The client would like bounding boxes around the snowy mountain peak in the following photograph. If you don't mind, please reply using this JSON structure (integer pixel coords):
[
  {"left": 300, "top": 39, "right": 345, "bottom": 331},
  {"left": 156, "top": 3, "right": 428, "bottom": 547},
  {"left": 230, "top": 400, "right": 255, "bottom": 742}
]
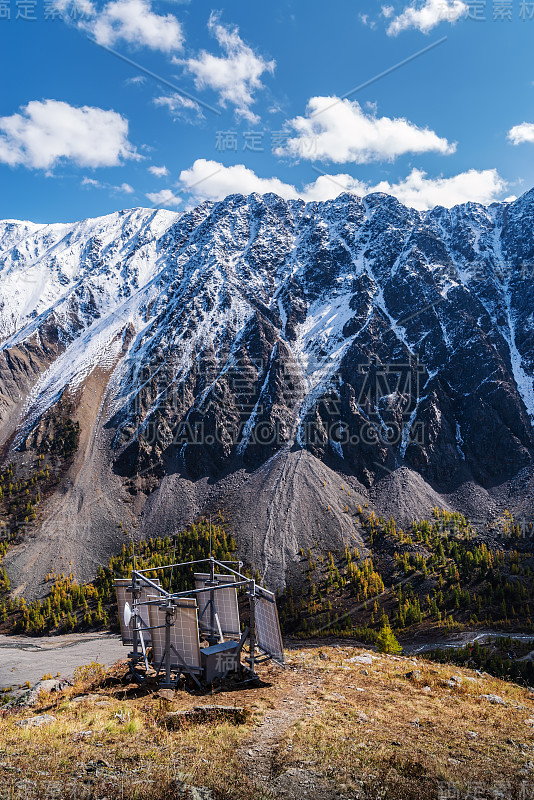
[{"left": 1, "top": 189, "right": 534, "bottom": 593}]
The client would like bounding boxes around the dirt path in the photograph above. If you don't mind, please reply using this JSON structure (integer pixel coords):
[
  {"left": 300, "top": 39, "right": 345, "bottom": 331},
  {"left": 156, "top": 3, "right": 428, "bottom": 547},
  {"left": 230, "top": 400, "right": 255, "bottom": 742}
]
[
  {"left": 236, "top": 664, "right": 346, "bottom": 799},
  {"left": 240, "top": 675, "right": 318, "bottom": 781}
]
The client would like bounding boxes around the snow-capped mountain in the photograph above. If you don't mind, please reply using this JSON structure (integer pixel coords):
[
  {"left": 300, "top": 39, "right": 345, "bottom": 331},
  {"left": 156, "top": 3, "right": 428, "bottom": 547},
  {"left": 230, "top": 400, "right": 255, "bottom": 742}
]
[{"left": 2, "top": 190, "right": 534, "bottom": 595}]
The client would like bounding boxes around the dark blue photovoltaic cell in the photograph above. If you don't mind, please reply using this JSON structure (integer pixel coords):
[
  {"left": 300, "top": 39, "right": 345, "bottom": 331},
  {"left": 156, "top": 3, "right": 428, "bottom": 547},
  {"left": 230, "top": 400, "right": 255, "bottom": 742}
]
[
  {"left": 194, "top": 573, "right": 241, "bottom": 636},
  {"left": 255, "top": 587, "right": 284, "bottom": 663},
  {"left": 147, "top": 597, "right": 201, "bottom": 670}
]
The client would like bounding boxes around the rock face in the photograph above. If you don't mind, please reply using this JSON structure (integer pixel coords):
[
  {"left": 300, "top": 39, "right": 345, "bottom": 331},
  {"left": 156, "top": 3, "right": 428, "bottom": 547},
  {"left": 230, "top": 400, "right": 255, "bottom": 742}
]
[
  {"left": 1, "top": 191, "right": 534, "bottom": 594},
  {"left": 14, "top": 678, "right": 69, "bottom": 707},
  {"left": 15, "top": 713, "right": 56, "bottom": 727}
]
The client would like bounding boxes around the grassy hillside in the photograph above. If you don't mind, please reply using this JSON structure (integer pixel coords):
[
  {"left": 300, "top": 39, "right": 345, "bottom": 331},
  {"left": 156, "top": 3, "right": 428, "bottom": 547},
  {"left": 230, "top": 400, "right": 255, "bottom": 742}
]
[
  {"left": 1, "top": 645, "right": 534, "bottom": 799},
  {"left": 278, "top": 507, "right": 534, "bottom": 683},
  {"left": 280, "top": 507, "right": 534, "bottom": 636}
]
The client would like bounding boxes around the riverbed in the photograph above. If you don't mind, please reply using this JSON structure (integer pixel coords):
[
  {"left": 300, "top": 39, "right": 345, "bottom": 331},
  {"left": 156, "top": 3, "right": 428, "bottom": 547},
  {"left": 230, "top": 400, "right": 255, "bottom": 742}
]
[
  {"left": 3, "top": 627, "right": 534, "bottom": 690},
  {"left": 402, "top": 628, "right": 534, "bottom": 655},
  {"left": 0, "top": 632, "right": 124, "bottom": 689}
]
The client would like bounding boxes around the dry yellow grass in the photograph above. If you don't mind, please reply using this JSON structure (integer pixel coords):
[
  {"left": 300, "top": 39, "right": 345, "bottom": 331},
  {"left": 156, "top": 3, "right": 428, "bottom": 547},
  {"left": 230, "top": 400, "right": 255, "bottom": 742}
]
[{"left": 1, "top": 648, "right": 534, "bottom": 799}]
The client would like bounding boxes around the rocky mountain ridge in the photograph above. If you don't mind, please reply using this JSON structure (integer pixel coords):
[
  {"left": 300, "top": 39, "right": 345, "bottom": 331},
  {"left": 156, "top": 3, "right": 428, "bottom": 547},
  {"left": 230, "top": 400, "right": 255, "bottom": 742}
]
[{"left": 1, "top": 190, "right": 534, "bottom": 595}]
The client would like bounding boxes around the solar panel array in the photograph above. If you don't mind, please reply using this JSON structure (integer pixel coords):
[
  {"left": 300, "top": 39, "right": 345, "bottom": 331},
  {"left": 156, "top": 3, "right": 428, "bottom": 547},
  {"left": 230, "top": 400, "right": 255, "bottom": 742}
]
[
  {"left": 254, "top": 587, "right": 284, "bottom": 664},
  {"left": 194, "top": 573, "right": 241, "bottom": 637},
  {"left": 114, "top": 578, "right": 163, "bottom": 646},
  {"left": 147, "top": 596, "right": 201, "bottom": 671},
  {"left": 117, "top": 566, "right": 286, "bottom": 682}
]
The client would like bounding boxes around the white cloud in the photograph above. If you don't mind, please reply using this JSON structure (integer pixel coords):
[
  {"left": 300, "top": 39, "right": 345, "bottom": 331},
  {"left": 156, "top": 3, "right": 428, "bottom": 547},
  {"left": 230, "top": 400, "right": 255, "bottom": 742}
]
[
  {"left": 82, "top": 0, "right": 183, "bottom": 52},
  {"left": 386, "top": 0, "right": 467, "bottom": 35},
  {"left": 148, "top": 164, "right": 169, "bottom": 177},
  {"left": 125, "top": 75, "right": 146, "bottom": 85},
  {"left": 146, "top": 188, "right": 182, "bottom": 207},
  {"left": 359, "top": 12, "right": 376, "bottom": 28},
  {"left": 0, "top": 100, "right": 138, "bottom": 169},
  {"left": 276, "top": 96, "right": 455, "bottom": 164},
  {"left": 507, "top": 122, "right": 534, "bottom": 145},
  {"left": 179, "top": 159, "right": 300, "bottom": 201},
  {"left": 368, "top": 168, "right": 506, "bottom": 208},
  {"left": 82, "top": 177, "right": 135, "bottom": 193},
  {"left": 177, "top": 12, "right": 275, "bottom": 123},
  {"left": 154, "top": 93, "right": 204, "bottom": 122},
  {"left": 299, "top": 174, "right": 369, "bottom": 203},
  {"left": 176, "top": 159, "right": 506, "bottom": 210}
]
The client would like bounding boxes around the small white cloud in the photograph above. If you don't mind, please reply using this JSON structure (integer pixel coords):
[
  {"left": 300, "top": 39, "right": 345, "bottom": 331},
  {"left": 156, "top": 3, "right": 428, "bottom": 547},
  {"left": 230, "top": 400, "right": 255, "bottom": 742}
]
[
  {"left": 359, "top": 12, "right": 377, "bottom": 28},
  {"left": 177, "top": 12, "right": 275, "bottom": 123},
  {"left": 148, "top": 164, "right": 169, "bottom": 177},
  {"left": 146, "top": 188, "right": 182, "bottom": 207},
  {"left": 276, "top": 96, "right": 455, "bottom": 164},
  {"left": 386, "top": 0, "right": 467, "bottom": 35},
  {"left": 177, "top": 159, "right": 506, "bottom": 210},
  {"left": 82, "top": 0, "right": 183, "bottom": 52},
  {"left": 153, "top": 93, "right": 204, "bottom": 122},
  {"left": 81, "top": 176, "right": 101, "bottom": 187},
  {"left": 300, "top": 174, "right": 370, "bottom": 202},
  {"left": 125, "top": 75, "right": 146, "bottom": 85},
  {"left": 82, "top": 176, "right": 136, "bottom": 194},
  {"left": 172, "top": 159, "right": 284, "bottom": 204},
  {"left": 503, "top": 195, "right": 517, "bottom": 202},
  {"left": 0, "top": 100, "right": 138, "bottom": 170},
  {"left": 507, "top": 122, "right": 534, "bottom": 145}
]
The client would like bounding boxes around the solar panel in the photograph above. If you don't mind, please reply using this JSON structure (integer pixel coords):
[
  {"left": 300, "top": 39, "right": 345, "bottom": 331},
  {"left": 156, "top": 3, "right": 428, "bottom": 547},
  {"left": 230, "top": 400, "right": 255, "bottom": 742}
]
[
  {"left": 114, "top": 578, "right": 163, "bottom": 646},
  {"left": 254, "top": 587, "right": 284, "bottom": 664},
  {"left": 135, "top": 579, "right": 163, "bottom": 645},
  {"left": 147, "top": 596, "right": 201, "bottom": 671},
  {"left": 114, "top": 579, "right": 134, "bottom": 645},
  {"left": 194, "top": 573, "right": 241, "bottom": 637}
]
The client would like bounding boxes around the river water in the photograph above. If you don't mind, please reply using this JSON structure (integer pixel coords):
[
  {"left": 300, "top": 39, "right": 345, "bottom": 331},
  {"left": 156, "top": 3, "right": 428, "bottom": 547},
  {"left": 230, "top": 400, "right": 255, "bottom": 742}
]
[{"left": 402, "top": 628, "right": 534, "bottom": 655}]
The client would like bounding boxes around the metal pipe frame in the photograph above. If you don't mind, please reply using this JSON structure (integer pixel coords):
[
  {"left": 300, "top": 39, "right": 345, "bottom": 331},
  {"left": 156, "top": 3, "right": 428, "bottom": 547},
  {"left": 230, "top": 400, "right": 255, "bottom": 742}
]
[
  {"left": 134, "top": 558, "right": 242, "bottom": 574},
  {"left": 124, "top": 558, "right": 262, "bottom": 686},
  {"left": 248, "top": 582, "right": 257, "bottom": 678},
  {"left": 130, "top": 576, "right": 253, "bottom": 604},
  {"left": 128, "top": 573, "right": 170, "bottom": 598},
  {"left": 130, "top": 556, "right": 254, "bottom": 603}
]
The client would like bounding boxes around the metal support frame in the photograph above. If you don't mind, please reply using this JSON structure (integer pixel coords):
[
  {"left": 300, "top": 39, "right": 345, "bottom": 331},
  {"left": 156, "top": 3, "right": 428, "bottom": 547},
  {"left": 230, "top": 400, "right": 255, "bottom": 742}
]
[
  {"left": 207, "top": 556, "right": 218, "bottom": 647},
  {"left": 170, "top": 645, "right": 202, "bottom": 689},
  {"left": 126, "top": 573, "right": 142, "bottom": 666},
  {"left": 247, "top": 583, "right": 257, "bottom": 679},
  {"left": 121, "top": 556, "right": 278, "bottom": 688},
  {"left": 159, "top": 602, "right": 175, "bottom": 689}
]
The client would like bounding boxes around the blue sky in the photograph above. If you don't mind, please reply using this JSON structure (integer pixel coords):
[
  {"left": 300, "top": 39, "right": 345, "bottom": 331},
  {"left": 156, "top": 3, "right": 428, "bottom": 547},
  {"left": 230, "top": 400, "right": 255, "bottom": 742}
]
[{"left": 1, "top": 0, "right": 534, "bottom": 222}]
